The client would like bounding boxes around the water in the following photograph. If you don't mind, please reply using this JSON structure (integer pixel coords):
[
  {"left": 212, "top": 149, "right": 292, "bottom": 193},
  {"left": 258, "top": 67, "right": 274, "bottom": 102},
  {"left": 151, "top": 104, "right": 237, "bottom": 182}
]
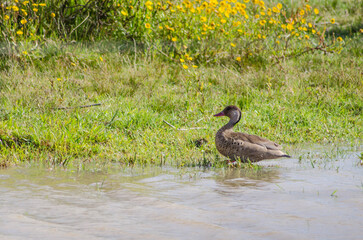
[{"left": 1, "top": 145, "right": 362, "bottom": 240}]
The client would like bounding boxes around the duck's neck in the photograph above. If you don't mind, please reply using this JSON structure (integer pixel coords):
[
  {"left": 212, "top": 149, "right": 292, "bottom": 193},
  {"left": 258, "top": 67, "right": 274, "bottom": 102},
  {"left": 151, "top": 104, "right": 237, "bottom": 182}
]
[{"left": 223, "top": 110, "right": 241, "bottom": 130}]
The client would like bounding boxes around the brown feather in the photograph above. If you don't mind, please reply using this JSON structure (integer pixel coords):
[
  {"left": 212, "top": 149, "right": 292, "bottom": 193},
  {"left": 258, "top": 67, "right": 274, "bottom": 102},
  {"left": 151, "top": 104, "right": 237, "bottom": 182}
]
[{"left": 214, "top": 105, "right": 290, "bottom": 162}]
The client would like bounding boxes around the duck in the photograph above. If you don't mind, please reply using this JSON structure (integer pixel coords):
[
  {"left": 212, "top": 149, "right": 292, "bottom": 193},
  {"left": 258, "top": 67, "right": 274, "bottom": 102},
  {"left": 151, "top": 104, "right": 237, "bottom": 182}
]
[{"left": 214, "top": 105, "right": 291, "bottom": 162}]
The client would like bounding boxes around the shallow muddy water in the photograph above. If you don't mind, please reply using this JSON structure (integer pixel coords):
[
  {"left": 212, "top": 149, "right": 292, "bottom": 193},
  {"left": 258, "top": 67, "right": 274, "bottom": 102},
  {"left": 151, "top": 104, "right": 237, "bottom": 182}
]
[{"left": 1, "top": 145, "right": 362, "bottom": 240}]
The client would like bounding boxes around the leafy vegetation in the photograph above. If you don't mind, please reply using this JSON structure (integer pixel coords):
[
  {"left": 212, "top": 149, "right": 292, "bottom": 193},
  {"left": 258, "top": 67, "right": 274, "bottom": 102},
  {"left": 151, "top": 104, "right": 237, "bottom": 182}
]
[{"left": 1, "top": 0, "right": 349, "bottom": 64}]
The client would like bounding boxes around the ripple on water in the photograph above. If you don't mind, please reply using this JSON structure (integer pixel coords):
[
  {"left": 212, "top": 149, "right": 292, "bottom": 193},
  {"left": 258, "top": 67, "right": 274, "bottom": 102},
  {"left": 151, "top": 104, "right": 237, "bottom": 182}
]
[{"left": 0, "top": 145, "right": 362, "bottom": 240}]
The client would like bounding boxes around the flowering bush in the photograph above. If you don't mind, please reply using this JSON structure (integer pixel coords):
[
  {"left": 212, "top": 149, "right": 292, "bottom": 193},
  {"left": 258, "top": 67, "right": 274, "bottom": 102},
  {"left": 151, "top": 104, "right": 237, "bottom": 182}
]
[
  {"left": 129, "top": 0, "right": 344, "bottom": 66},
  {"left": 0, "top": 0, "right": 345, "bottom": 66}
]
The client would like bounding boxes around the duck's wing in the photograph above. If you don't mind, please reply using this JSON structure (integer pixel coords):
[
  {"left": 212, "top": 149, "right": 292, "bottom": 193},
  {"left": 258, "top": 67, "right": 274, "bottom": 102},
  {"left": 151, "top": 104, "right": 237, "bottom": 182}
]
[{"left": 229, "top": 132, "right": 282, "bottom": 150}]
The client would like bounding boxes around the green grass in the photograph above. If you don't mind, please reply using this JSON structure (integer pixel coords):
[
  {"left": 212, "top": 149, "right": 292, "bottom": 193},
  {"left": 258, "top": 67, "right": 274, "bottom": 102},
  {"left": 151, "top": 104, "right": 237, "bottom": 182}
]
[
  {"left": 0, "top": 0, "right": 362, "bottom": 168},
  {"left": 0, "top": 40, "right": 361, "bottom": 168}
]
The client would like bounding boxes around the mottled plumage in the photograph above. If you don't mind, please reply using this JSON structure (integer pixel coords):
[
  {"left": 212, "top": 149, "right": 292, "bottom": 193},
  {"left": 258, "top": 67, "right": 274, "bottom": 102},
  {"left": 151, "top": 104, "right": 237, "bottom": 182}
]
[{"left": 214, "top": 105, "right": 291, "bottom": 162}]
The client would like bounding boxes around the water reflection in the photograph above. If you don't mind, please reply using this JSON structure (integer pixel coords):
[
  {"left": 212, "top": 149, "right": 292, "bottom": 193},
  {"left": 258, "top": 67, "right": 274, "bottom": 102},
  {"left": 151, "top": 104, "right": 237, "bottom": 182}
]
[{"left": 216, "top": 168, "right": 280, "bottom": 188}]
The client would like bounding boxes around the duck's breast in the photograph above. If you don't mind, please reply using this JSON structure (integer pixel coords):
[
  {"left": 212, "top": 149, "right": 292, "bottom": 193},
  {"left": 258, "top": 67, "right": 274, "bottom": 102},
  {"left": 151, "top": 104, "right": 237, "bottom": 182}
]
[{"left": 216, "top": 130, "right": 247, "bottom": 160}]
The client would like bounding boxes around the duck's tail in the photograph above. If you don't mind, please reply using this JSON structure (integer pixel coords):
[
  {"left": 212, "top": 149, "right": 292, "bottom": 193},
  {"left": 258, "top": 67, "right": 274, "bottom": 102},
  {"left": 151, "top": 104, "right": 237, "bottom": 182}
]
[{"left": 281, "top": 154, "right": 291, "bottom": 158}]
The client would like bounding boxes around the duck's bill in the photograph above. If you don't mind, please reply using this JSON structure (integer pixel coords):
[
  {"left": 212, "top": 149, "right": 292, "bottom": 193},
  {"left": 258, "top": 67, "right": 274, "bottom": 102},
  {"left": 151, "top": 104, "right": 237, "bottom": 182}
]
[{"left": 213, "top": 111, "right": 225, "bottom": 117}]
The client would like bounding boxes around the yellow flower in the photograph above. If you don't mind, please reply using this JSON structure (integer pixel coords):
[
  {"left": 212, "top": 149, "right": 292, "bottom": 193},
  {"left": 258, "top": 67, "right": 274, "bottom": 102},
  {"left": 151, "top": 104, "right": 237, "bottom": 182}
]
[
  {"left": 33, "top": 8, "right": 38, "bottom": 12},
  {"left": 21, "top": 9, "right": 28, "bottom": 16},
  {"left": 308, "top": 23, "right": 313, "bottom": 28},
  {"left": 337, "top": 37, "right": 343, "bottom": 42},
  {"left": 221, "top": 19, "right": 226, "bottom": 24},
  {"left": 330, "top": 18, "right": 335, "bottom": 24},
  {"left": 233, "top": 21, "right": 241, "bottom": 27},
  {"left": 16, "top": 30, "right": 23, "bottom": 35},
  {"left": 121, "top": 10, "right": 128, "bottom": 16},
  {"left": 360, "top": 29, "right": 363, "bottom": 33},
  {"left": 312, "top": 29, "right": 316, "bottom": 34},
  {"left": 231, "top": 43, "right": 236, "bottom": 47},
  {"left": 22, "top": 51, "right": 28, "bottom": 55},
  {"left": 259, "top": 20, "right": 266, "bottom": 26},
  {"left": 272, "top": 7, "right": 279, "bottom": 13},
  {"left": 236, "top": 57, "right": 241, "bottom": 62},
  {"left": 188, "top": 57, "right": 193, "bottom": 61},
  {"left": 183, "top": 64, "right": 188, "bottom": 69},
  {"left": 145, "top": 0, "right": 153, "bottom": 10},
  {"left": 180, "top": 59, "right": 185, "bottom": 63},
  {"left": 57, "top": 78, "right": 61, "bottom": 81},
  {"left": 172, "top": 37, "right": 177, "bottom": 42},
  {"left": 145, "top": 23, "right": 151, "bottom": 29},
  {"left": 23, "top": 1, "right": 29, "bottom": 5},
  {"left": 260, "top": 11, "right": 265, "bottom": 16},
  {"left": 301, "top": 18, "right": 306, "bottom": 24},
  {"left": 276, "top": 40, "right": 280, "bottom": 44},
  {"left": 13, "top": 6, "right": 19, "bottom": 11},
  {"left": 287, "top": 23, "right": 294, "bottom": 31},
  {"left": 192, "top": 65, "right": 198, "bottom": 68},
  {"left": 255, "top": 14, "right": 260, "bottom": 19},
  {"left": 300, "top": 9, "right": 305, "bottom": 15},
  {"left": 158, "top": 26, "right": 163, "bottom": 29},
  {"left": 20, "top": 19, "right": 27, "bottom": 24},
  {"left": 4, "top": 15, "right": 10, "bottom": 20},
  {"left": 304, "top": 35, "right": 309, "bottom": 39},
  {"left": 281, "top": 24, "right": 286, "bottom": 29},
  {"left": 277, "top": 3, "right": 282, "bottom": 9},
  {"left": 244, "top": 0, "right": 249, "bottom": 3},
  {"left": 99, "top": 56, "right": 103, "bottom": 62},
  {"left": 39, "top": 3, "right": 46, "bottom": 7},
  {"left": 51, "top": 13, "right": 55, "bottom": 18},
  {"left": 314, "top": 8, "right": 319, "bottom": 14},
  {"left": 32, "top": 3, "right": 38, "bottom": 6},
  {"left": 200, "top": 16, "right": 207, "bottom": 22}
]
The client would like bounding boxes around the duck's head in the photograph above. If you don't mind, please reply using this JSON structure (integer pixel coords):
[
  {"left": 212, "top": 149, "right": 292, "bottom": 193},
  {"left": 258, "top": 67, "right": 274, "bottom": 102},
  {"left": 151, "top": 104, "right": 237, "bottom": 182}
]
[{"left": 214, "top": 105, "right": 241, "bottom": 124}]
